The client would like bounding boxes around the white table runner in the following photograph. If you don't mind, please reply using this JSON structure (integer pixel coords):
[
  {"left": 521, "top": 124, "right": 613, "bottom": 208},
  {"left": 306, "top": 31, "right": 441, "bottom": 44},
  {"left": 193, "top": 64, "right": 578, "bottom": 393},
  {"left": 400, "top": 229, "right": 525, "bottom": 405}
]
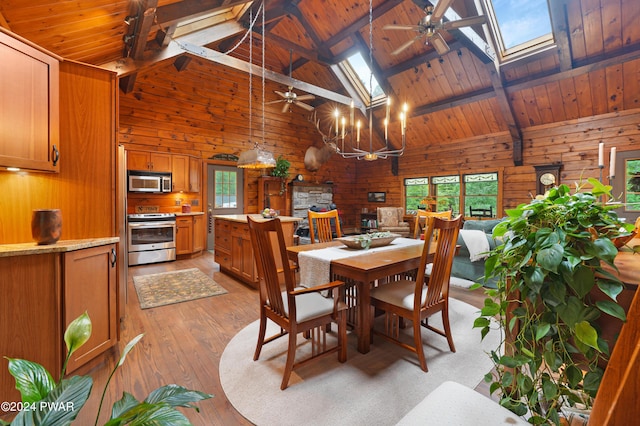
[{"left": 298, "top": 237, "right": 424, "bottom": 287}]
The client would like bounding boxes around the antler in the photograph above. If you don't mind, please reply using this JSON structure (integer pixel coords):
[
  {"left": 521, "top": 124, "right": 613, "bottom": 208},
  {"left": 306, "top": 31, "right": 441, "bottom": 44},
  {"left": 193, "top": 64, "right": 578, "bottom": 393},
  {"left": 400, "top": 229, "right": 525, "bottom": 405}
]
[{"left": 308, "top": 111, "right": 338, "bottom": 153}]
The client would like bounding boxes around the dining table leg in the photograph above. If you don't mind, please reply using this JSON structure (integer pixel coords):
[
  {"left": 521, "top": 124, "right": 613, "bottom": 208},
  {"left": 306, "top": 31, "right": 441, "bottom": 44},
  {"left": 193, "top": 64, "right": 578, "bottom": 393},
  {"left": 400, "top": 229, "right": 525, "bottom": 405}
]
[{"left": 357, "top": 281, "right": 371, "bottom": 353}]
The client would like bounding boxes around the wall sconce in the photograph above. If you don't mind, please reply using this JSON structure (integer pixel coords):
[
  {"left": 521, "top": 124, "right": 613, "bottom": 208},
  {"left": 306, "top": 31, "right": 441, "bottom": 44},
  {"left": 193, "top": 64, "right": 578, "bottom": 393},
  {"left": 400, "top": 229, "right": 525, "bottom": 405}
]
[{"left": 123, "top": 34, "right": 135, "bottom": 44}]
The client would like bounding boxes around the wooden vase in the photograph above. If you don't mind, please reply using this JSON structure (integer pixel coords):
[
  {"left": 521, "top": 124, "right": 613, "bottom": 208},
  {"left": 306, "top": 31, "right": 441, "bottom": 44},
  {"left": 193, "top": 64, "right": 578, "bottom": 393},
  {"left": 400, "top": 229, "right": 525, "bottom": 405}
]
[{"left": 31, "top": 209, "right": 62, "bottom": 245}]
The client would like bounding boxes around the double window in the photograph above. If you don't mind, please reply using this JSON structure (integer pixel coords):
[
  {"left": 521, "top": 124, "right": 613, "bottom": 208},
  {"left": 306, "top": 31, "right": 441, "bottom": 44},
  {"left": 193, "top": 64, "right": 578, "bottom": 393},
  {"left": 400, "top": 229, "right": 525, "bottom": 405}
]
[{"left": 405, "top": 172, "right": 499, "bottom": 217}]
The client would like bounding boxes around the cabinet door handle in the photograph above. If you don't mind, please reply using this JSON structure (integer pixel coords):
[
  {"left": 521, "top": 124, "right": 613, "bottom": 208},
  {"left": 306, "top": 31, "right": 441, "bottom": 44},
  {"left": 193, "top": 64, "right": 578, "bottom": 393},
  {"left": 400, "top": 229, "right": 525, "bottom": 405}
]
[
  {"left": 110, "top": 248, "right": 117, "bottom": 267},
  {"left": 52, "top": 145, "right": 60, "bottom": 166}
]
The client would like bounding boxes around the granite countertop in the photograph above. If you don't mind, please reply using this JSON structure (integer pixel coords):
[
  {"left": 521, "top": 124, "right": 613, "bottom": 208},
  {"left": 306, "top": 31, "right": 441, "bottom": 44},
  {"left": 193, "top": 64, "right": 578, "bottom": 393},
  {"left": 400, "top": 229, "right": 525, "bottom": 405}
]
[
  {"left": 214, "top": 214, "right": 302, "bottom": 223},
  {"left": 0, "top": 237, "right": 119, "bottom": 257}
]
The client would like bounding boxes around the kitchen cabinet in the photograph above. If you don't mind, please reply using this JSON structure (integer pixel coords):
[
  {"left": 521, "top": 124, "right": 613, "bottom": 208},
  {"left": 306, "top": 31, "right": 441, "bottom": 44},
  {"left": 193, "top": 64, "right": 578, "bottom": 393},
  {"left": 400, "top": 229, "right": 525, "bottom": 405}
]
[
  {"left": 189, "top": 156, "right": 201, "bottom": 193},
  {"left": 0, "top": 30, "right": 60, "bottom": 172},
  {"left": 176, "top": 216, "right": 193, "bottom": 255},
  {"left": 176, "top": 214, "right": 205, "bottom": 256},
  {"left": 0, "top": 238, "right": 119, "bottom": 403},
  {"left": 213, "top": 215, "right": 300, "bottom": 288},
  {"left": 172, "top": 154, "right": 189, "bottom": 192},
  {"left": 127, "top": 150, "right": 171, "bottom": 172},
  {"left": 193, "top": 214, "right": 204, "bottom": 252}
]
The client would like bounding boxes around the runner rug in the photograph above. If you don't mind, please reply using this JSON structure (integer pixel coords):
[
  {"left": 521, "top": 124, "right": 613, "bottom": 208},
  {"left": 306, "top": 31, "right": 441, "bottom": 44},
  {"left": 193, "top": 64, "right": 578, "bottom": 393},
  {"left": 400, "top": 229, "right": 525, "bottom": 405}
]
[{"left": 133, "top": 268, "right": 227, "bottom": 309}]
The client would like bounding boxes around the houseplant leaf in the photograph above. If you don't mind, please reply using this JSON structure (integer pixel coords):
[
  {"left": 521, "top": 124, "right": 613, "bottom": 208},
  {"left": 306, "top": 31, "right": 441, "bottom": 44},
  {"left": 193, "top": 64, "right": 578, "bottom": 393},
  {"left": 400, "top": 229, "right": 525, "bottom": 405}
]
[{"left": 6, "top": 358, "right": 55, "bottom": 403}]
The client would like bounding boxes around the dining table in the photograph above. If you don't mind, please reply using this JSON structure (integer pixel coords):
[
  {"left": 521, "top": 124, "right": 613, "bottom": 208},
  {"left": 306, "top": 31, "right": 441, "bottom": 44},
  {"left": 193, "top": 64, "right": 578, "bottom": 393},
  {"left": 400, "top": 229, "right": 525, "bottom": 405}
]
[{"left": 286, "top": 237, "right": 430, "bottom": 354}]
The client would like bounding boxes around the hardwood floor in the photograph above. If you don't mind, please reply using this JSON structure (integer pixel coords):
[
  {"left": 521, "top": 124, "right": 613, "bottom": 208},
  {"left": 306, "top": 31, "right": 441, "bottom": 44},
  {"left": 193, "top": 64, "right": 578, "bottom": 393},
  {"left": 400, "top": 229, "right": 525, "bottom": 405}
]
[{"left": 73, "top": 251, "right": 489, "bottom": 425}]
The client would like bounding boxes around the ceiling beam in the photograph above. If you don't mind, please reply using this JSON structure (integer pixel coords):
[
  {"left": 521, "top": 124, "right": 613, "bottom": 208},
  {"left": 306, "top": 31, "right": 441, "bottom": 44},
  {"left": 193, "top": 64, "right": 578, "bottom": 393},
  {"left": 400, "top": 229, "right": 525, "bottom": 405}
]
[
  {"left": 487, "top": 65, "right": 522, "bottom": 166},
  {"left": 156, "top": 0, "right": 251, "bottom": 28},
  {"left": 548, "top": 0, "right": 573, "bottom": 72},
  {"left": 179, "top": 41, "right": 360, "bottom": 108}
]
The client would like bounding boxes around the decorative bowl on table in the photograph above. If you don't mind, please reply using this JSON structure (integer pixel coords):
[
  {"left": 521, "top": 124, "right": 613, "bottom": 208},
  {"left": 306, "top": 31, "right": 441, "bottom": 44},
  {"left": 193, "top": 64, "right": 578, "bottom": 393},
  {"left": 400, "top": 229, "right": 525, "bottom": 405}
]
[
  {"left": 336, "top": 232, "right": 400, "bottom": 250},
  {"left": 261, "top": 209, "right": 279, "bottom": 219}
]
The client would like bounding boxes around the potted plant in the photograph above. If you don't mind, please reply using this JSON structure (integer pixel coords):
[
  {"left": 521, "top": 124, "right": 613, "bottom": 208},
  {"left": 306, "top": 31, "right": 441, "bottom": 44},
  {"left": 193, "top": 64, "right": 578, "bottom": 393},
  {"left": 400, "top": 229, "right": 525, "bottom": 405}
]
[
  {"left": 474, "top": 178, "right": 634, "bottom": 425},
  {"left": 270, "top": 155, "right": 290, "bottom": 195},
  {"left": 2, "top": 312, "right": 211, "bottom": 425}
]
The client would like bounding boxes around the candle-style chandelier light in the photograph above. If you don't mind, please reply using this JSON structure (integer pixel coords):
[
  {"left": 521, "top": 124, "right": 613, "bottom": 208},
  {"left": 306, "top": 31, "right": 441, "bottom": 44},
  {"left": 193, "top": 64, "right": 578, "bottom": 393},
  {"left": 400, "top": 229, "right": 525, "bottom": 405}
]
[{"left": 314, "top": 0, "right": 408, "bottom": 161}]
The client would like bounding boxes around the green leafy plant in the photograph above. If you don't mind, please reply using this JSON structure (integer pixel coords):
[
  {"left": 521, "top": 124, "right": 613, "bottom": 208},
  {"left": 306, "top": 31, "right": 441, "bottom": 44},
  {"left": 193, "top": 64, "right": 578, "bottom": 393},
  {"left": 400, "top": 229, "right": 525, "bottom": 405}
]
[
  {"left": 473, "top": 178, "right": 634, "bottom": 425},
  {"left": 2, "top": 312, "right": 212, "bottom": 426},
  {"left": 270, "top": 155, "right": 290, "bottom": 195}
]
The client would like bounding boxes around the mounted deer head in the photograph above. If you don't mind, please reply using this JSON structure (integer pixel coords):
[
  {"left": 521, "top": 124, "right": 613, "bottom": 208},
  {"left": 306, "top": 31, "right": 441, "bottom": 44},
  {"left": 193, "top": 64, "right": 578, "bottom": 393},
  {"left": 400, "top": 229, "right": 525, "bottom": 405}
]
[
  {"left": 304, "top": 111, "right": 338, "bottom": 171},
  {"left": 304, "top": 144, "right": 336, "bottom": 172}
]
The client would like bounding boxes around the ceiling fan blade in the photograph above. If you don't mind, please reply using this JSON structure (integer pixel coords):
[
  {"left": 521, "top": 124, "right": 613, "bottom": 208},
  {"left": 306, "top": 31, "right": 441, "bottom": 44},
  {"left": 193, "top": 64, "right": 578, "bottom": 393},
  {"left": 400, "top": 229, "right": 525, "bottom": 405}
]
[
  {"left": 266, "top": 99, "right": 284, "bottom": 105},
  {"left": 431, "top": 0, "right": 455, "bottom": 22},
  {"left": 294, "top": 101, "right": 314, "bottom": 111},
  {"left": 392, "top": 35, "right": 422, "bottom": 55},
  {"left": 274, "top": 90, "right": 289, "bottom": 98},
  {"left": 296, "top": 94, "right": 315, "bottom": 101},
  {"left": 430, "top": 32, "right": 450, "bottom": 56},
  {"left": 443, "top": 15, "right": 487, "bottom": 30},
  {"left": 282, "top": 103, "right": 291, "bottom": 113},
  {"left": 383, "top": 24, "right": 421, "bottom": 31}
]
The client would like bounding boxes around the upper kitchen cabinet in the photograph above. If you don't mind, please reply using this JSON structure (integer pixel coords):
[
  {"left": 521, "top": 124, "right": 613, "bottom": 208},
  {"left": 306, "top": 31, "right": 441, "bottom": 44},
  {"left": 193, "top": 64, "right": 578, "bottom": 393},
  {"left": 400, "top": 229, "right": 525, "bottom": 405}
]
[
  {"left": 127, "top": 150, "right": 171, "bottom": 172},
  {"left": 0, "top": 29, "right": 60, "bottom": 172},
  {"left": 172, "top": 154, "right": 201, "bottom": 193}
]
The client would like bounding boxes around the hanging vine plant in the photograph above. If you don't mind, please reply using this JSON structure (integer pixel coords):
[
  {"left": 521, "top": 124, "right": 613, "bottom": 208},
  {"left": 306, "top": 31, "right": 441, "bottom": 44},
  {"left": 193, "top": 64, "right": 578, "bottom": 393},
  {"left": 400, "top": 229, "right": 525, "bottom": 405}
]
[{"left": 474, "top": 178, "right": 635, "bottom": 425}]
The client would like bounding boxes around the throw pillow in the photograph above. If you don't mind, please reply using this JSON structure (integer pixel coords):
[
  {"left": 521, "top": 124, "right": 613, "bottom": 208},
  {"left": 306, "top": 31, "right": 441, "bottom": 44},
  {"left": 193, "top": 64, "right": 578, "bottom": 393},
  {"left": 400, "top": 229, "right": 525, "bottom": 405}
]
[{"left": 379, "top": 209, "right": 399, "bottom": 227}]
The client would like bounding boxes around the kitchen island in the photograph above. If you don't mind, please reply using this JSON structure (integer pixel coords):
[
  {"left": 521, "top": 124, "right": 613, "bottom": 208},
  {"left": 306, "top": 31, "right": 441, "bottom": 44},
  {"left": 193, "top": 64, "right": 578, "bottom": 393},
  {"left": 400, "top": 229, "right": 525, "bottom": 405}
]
[
  {"left": 0, "top": 237, "right": 119, "bottom": 407},
  {"left": 213, "top": 214, "right": 301, "bottom": 288}
]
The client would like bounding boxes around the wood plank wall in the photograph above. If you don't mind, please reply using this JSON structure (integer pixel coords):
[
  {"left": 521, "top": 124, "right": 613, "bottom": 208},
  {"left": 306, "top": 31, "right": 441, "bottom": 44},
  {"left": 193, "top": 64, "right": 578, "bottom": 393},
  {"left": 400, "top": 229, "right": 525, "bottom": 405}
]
[
  {"left": 0, "top": 61, "right": 116, "bottom": 244},
  {"left": 117, "top": 56, "right": 640, "bottom": 229},
  {"left": 356, "top": 108, "right": 640, "bottom": 220},
  {"left": 118, "top": 56, "right": 358, "bottom": 227}
]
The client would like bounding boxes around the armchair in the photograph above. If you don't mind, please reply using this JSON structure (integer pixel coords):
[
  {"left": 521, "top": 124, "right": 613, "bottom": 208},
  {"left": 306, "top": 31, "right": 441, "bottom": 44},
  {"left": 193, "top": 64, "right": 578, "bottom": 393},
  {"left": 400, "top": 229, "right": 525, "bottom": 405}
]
[{"left": 376, "top": 207, "right": 411, "bottom": 237}]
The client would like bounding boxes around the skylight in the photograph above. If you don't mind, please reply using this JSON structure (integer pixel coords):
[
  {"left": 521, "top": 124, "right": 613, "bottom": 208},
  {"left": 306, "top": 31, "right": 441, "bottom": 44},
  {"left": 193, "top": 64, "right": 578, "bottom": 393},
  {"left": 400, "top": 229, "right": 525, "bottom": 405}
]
[
  {"left": 483, "top": 0, "right": 553, "bottom": 60},
  {"left": 341, "top": 51, "right": 385, "bottom": 106}
]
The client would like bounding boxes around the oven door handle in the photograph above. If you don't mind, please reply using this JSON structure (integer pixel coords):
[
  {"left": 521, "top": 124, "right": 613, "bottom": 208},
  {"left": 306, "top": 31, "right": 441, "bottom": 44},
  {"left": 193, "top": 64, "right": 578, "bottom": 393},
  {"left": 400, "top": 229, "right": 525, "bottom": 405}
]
[{"left": 128, "top": 221, "right": 176, "bottom": 228}]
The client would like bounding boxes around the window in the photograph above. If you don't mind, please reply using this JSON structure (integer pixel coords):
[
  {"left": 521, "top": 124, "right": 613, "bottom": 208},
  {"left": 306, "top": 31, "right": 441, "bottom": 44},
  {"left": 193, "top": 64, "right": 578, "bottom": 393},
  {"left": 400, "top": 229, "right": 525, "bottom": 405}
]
[
  {"left": 405, "top": 172, "right": 500, "bottom": 218},
  {"left": 405, "top": 177, "right": 429, "bottom": 212},
  {"left": 465, "top": 173, "right": 498, "bottom": 217},
  {"left": 483, "top": 0, "right": 554, "bottom": 62},
  {"left": 432, "top": 175, "right": 460, "bottom": 215},
  {"left": 339, "top": 51, "right": 385, "bottom": 107},
  {"left": 624, "top": 159, "right": 640, "bottom": 212},
  {"left": 214, "top": 170, "right": 238, "bottom": 208}
]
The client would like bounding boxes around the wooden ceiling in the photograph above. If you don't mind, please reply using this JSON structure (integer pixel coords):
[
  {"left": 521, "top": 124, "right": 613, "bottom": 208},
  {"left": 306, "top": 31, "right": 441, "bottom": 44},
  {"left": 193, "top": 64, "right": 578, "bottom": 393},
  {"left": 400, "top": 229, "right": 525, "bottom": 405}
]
[{"left": 2, "top": 0, "right": 639, "bottom": 157}]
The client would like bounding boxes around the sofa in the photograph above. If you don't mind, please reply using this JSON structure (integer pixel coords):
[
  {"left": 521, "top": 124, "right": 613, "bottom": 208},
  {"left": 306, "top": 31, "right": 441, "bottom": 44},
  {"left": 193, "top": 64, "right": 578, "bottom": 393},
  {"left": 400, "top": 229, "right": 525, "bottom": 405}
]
[{"left": 450, "top": 218, "right": 504, "bottom": 288}]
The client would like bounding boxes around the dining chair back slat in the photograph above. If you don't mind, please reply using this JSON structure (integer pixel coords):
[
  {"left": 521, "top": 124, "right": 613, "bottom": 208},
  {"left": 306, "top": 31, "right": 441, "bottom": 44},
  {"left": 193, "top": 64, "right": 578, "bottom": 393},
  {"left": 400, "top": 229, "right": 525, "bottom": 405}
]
[
  {"left": 413, "top": 210, "right": 453, "bottom": 239},
  {"left": 308, "top": 209, "right": 342, "bottom": 243}
]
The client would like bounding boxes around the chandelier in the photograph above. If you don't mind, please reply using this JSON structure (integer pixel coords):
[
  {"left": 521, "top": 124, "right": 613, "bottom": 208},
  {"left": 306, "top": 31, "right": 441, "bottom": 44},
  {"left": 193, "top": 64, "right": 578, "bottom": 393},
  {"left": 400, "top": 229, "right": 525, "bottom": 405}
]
[
  {"left": 237, "top": 2, "right": 276, "bottom": 169},
  {"left": 315, "top": 0, "right": 408, "bottom": 161}
]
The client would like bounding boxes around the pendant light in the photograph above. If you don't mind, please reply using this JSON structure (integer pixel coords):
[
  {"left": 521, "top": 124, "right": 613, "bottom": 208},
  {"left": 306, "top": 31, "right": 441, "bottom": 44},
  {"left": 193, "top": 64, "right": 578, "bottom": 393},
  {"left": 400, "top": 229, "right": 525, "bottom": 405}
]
[{"left": 237, "top": 2, "right": 276, "bottom": 169}]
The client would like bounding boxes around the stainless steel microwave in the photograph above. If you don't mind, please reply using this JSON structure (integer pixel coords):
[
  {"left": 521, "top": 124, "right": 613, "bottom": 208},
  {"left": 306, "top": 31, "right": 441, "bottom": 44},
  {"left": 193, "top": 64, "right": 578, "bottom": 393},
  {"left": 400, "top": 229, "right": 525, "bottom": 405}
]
[{"left": 128, "top": 170, "right": 172, "bottom": 193}]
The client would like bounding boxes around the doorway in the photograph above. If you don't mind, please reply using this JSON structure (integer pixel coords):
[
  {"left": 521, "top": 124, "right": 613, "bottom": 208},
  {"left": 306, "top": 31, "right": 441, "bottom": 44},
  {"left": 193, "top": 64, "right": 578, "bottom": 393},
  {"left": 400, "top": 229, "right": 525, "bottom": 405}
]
[{"left": 207, "top": 164, "right": 244, "bottom": 250}]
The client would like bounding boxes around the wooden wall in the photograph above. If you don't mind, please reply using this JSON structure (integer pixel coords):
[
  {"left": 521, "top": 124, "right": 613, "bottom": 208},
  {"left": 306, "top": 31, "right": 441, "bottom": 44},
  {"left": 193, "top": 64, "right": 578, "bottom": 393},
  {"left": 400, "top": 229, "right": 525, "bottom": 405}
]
[
  {"left": 117, "top": 56, "right": 640, "bottom": 229},
  {"left": 0, "top": 61, "right": 116, "bottom": 244},
  {"left": 355, "top": 108, "right": 640, "bottom": 218},
  {"left": 118, "top": 56, "right": 359, "bottom": 227}
]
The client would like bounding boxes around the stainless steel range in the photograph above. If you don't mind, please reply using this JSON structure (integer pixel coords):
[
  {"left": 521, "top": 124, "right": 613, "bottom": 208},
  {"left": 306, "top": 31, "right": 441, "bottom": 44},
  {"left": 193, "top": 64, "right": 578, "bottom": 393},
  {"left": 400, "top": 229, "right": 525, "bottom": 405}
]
[{"left": 127, "top": 213, "right": 176, "bottom": 266}]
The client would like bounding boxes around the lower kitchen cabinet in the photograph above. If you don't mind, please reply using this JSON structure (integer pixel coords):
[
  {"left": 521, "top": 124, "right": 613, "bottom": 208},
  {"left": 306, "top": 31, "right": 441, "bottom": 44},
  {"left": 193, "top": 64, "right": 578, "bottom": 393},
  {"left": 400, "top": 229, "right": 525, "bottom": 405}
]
[
  {"left": 213, "top": 215, "right": 300, "bottom": 288},
  {"left": 0, "top": 239, "right": 119, "bottom": 405},
  {"left": 176, "top": 214, "right": 205, "bottom": 256}
]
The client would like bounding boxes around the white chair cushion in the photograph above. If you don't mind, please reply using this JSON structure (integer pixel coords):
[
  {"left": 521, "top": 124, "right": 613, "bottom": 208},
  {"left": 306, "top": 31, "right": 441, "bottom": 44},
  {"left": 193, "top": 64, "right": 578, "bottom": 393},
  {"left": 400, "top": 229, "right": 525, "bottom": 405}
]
[
  {"left": 396, "top": 381, "right": 529, "bottom": 426},
  {"left": 370, "top": 280, "right": 426, "bottom": 310},
  {"left": 281, "top": 288, "right": 335, "bottom": 323}
]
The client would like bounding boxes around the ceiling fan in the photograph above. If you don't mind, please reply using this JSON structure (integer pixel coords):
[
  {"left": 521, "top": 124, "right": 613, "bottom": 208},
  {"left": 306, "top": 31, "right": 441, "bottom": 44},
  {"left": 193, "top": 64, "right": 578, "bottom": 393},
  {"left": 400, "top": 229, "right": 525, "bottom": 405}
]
[
  {"left": 266, "top": 50, "right": 315, "bottom": 113},
  {"left": 384, "top": 0, "right": 486, "bottom": 56}
]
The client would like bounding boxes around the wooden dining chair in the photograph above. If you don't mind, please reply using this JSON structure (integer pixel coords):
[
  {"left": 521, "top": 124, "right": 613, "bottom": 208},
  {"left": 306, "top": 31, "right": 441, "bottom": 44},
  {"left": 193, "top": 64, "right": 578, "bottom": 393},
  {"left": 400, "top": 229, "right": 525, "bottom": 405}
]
[
  {"left": 308, "top": 209, "right": 342, "bottom": 243},
  {"left": 247, "top": 216, "right": 347, "bottom": 390},
  {"left": 412, "top": 210, "right": 453, "bottom": 239},
  {"left": 370, "top": 215, "right": 462, "bottom": 372}
]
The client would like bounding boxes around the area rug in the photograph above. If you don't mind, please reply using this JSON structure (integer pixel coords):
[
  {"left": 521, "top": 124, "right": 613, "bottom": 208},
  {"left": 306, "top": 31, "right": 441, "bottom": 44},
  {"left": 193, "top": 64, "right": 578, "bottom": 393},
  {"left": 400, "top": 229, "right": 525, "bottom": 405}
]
[
  {"left": 219, "top": 298, "right": 500, "bottom": 426},
  {"left": 133, "top": 268, "right": 227, "bottom": 309}
]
